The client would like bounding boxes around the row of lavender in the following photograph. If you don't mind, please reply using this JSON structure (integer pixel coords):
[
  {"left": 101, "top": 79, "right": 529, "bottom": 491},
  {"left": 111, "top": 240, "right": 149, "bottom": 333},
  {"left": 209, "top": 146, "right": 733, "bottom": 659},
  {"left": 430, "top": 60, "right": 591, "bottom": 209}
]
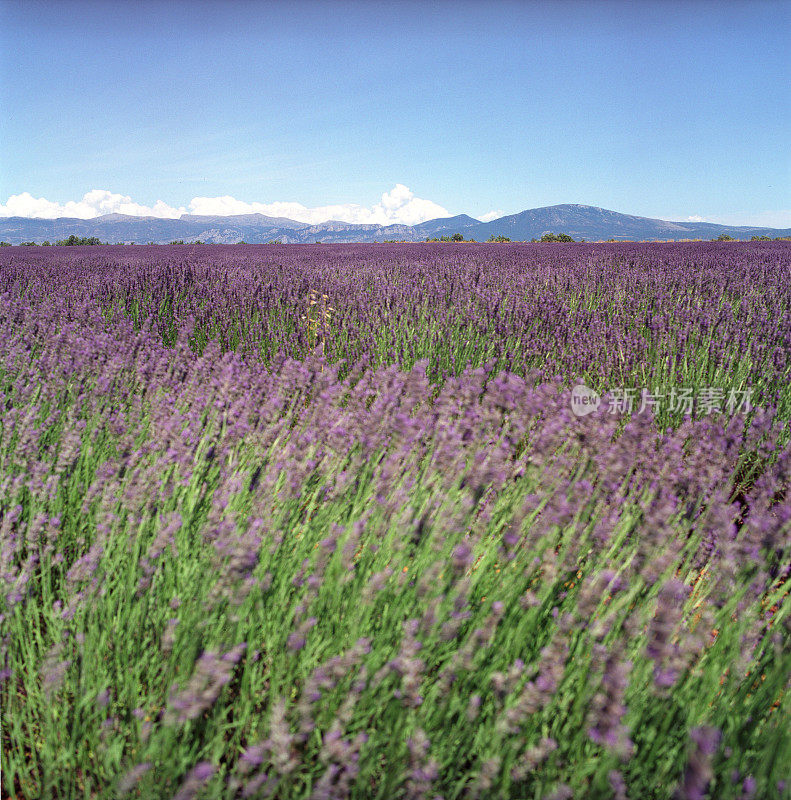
[
  {"left": 1, "top": 244, "right": 789, "bottom": 799},
  {"left": 3, "top": 242, "right": 791, "bottom": 416}
]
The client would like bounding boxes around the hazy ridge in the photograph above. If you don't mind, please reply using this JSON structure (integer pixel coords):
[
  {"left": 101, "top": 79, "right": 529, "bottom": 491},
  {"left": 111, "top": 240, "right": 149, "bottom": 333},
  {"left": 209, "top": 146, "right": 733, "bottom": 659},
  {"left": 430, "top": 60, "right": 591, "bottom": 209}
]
[{"left": 2, "top": 203, "right": 790, "bottom": 244}]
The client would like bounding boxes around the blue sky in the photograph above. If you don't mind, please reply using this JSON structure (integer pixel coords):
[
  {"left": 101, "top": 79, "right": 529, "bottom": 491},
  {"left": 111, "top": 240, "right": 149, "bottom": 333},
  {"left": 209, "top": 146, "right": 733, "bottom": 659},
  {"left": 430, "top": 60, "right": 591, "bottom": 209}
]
[{"left": 1, "top": 0, "right": 789, "bottom": 226}]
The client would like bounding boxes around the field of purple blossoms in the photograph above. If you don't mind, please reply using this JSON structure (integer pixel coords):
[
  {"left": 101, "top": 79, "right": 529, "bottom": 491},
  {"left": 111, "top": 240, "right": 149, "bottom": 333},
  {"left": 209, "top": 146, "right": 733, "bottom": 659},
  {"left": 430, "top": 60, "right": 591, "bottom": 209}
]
[{"left": 1, "top": 242, "right": 789, "bottom": 800}]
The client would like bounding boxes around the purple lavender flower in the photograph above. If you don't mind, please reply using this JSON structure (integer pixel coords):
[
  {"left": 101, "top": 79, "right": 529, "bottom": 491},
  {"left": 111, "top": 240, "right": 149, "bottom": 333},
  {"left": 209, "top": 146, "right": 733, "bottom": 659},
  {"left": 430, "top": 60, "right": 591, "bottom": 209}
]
[
  {"left": 173, "top": 762, "right": 215, "bottom": 800},
  {"left": 677, "top": 726, "right": 720, "bottom": 800}
]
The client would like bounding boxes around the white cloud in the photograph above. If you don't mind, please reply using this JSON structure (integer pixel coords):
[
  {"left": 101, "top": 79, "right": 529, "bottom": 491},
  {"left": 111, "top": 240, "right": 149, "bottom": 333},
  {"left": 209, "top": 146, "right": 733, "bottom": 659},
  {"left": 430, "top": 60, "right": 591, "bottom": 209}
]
[
  {"left": 478, "top": 209, "right": 504, "bottom": 222},
  {"left": 0, "top": 184, "right": 450, "bottom": 227},
  {"left": 685, "top": 211, "right": 791, "bottom": 228},
  {"left": 0, "top": 190, "right": 185, "bottom": 219},
  {"left": 189, "top": 184, "right": 449, "bottom": 226}
]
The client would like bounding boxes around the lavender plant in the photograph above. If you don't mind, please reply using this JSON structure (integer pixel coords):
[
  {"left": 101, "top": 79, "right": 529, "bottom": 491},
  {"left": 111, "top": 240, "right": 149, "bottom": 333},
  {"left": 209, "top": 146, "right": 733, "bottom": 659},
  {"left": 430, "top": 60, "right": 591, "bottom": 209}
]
[{"left": 0, "top": 243, "right": 789, "bottom": 799}]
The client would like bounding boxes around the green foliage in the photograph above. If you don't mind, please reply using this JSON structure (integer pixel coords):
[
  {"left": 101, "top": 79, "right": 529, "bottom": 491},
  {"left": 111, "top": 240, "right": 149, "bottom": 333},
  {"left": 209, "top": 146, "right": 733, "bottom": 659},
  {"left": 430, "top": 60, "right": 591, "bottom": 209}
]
[
  {"left": 427, "top": 233, "right": 475, "bottom": 242},
  {"left": 0, "top": 241, "right": 12, "bottom": 246},
  {"left": 540, "top": 232, "right": 576, "bottom": 243},
  {"left": 2, "top": 246, "right": 790, "bottom": 798},
  {"left": 55, "top": 235, "right": 105, "bottom": 246},
  {"left": 715, "top": 234, "right": 735, "bottom": 241},
  {"left": 1, "top": 336, "right": 789, "bottom": 798},
  {"left": 487, "top": 234, "right": 511, "bottom": 242}
]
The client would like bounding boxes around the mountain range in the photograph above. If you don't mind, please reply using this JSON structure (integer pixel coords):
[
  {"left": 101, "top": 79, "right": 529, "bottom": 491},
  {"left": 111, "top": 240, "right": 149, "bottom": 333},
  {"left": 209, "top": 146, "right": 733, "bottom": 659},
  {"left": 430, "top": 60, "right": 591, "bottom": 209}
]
[{"left": 1, "top": 204, "right": 790, "bottom": 245}]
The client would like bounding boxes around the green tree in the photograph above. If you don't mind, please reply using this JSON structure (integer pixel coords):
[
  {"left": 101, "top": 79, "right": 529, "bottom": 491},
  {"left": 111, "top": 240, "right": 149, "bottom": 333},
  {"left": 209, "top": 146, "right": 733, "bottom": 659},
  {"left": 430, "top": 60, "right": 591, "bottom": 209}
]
[
  {"left": 55, "top": 235, "right": 104, "bottom": 246},
  {"left": 451, "top": 233, "right": 464, "bottom": 241},
  {"left": 715, "top": 233, "right": 735, "bottom": 241},
  {"left": 540, "top": 232, "right": 575, "bottom": 243}
]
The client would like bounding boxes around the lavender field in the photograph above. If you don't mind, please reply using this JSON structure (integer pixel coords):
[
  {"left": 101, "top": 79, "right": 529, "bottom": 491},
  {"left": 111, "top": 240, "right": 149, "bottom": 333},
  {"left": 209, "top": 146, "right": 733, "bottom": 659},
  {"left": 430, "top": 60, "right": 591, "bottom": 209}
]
[{"left": 1, "top": 242, "right": 790, "bottom": 799}]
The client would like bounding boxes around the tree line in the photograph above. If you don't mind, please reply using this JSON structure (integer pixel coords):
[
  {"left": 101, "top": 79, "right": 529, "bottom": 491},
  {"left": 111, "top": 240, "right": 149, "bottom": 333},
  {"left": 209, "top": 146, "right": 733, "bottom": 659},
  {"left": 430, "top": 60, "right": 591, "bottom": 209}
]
[{"left": 2, "top": 235, "right": 108, "bottom": 246}]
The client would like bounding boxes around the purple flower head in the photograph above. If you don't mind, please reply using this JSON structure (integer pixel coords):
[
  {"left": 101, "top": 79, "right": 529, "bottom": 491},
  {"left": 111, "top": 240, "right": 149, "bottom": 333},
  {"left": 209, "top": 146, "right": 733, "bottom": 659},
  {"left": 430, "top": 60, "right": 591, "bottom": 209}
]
[
  {"left": 452, "top": 542, "right": 473, "bottom": 571},
  {"left": 654, "top": 667, "right": 679, "bottom": 688},
  {"left": 117, "top": 763, "right": 152, "bottom": 796},
  {"left": 319, "top": 536, "right": 337, "bottom": 552},
  {"left": 678, "top": 727, "right": 721, "bottom": 800},
  {"left": 608, "top": 770, "right": 628, "bottom": 800},
  {"left": 192, "top": 762, "right": 215, "bottom": 781},
  {"left": 689, "top": 726, "right": 720, "bottom": 756},
  {"left": 173, "top": 762, "right": 215, "bottom": 800},
  {"left": 240, "top": 744, "right": 266, "bottom": 769},
  {"left": 503, "top": 527, "right": 520, "bottom": 548}
]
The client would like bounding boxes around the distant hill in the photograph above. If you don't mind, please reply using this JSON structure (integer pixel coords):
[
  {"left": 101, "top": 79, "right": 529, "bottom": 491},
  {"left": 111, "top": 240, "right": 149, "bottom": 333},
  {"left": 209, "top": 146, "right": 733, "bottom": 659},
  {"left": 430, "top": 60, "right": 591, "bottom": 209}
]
[
  {"left": 469, "top": 205, "right": 791, "bottom": 243},
  {"left": 1, "top": 204, "right": 789, "bottom": 244}
]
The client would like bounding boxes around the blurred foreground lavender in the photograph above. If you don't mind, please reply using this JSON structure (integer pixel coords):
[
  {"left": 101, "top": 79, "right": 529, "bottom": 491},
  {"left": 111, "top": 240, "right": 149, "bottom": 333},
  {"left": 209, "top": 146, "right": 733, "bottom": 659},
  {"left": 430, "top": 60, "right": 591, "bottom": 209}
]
[{"left": 1, "top": 243, "right": 789, "bottom": 799}]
